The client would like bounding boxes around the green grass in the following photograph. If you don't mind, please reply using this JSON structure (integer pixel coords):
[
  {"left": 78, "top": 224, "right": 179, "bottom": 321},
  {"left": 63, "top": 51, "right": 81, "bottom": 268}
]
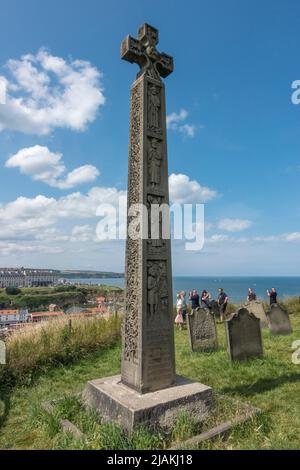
[
  {"left": 0, "top": 311, "right": 299, "bottom": 449},
  {"left": 0, "top": 315, "right": 121, "bottom": 387}
]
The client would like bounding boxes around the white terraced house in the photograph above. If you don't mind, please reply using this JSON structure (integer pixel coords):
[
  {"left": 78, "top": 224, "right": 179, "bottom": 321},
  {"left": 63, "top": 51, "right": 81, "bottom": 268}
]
[{"left": 0, "top": 268, "right": 59, "bottom": 288}]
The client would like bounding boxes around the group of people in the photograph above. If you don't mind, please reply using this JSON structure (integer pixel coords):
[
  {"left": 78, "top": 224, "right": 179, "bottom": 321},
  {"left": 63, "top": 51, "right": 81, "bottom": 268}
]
[
  {"left": 247, "top": 287, "right": 278, "bottom": 305},
  {"left": 175, "top": 286, "right": 278, "bottom": 329},
  {"left": 175, "top": 287, "right": 229, "bottom": 328}
]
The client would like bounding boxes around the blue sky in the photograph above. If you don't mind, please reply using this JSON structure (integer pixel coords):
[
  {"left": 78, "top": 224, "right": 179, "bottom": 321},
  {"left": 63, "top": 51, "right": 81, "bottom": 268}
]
[{"left": 0, "top": 0, "right": 300, "bottom": 275}]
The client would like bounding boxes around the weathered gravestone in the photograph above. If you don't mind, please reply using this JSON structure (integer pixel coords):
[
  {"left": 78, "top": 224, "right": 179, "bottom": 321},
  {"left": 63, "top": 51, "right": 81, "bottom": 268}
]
[
  {"left": 83, "top": 23, "right": 213, "bottom": 432},
  {"left": 187, "top": 308, "right": 218, "bottom": 352},
  {"left": 244, "top": 300, "right": 268, "bottom": 328},
  {"left": 225, "top": 308, "right": 263, "bottom": 361},
  {"left": 267, "top": 303, "right": 292, "bottom": 336}
]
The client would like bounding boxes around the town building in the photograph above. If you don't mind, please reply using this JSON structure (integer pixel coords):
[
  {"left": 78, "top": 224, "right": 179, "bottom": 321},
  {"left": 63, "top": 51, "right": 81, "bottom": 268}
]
[
  {"left": 0, "top": 268, "right": 59, "bottom": 288},
  {"left": 0, "top": 309, "right": 29, "bottom": 327},
  {"left": 29, "top": 311, "right": 65, "bottom": 322}
]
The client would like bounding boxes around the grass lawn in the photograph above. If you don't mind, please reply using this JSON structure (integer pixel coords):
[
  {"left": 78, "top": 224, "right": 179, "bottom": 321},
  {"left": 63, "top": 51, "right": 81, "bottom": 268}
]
[{"left": 0, "top": 313, "right": 299, "bottom": 450}]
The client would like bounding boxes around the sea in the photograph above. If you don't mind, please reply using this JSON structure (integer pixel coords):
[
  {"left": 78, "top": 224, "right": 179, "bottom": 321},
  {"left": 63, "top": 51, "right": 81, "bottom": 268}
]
[{"left": 70, "top": 276, "right": 300, "bottom": 304}]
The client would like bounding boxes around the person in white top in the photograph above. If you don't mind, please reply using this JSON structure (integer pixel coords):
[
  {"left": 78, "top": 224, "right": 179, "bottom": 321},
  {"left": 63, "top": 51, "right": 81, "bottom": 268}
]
[{"left": 175, "top": 293, "right": 184, "bottom": 329}]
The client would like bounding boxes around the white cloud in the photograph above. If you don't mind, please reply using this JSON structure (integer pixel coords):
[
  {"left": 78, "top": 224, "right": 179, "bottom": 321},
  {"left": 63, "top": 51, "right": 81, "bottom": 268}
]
[
  {"left": 0, "top": 49, "right": 105, "bottom": 135},
  {"left": 70, "top": 225, "right": 95, "bottom": 242},
  {"left": 0, "top": 242, "right": 63, "bottom": 256},
  {"left": 207, "top": 234, "right": 230, "bottom": 243},
  {"left": 167, "top": 109, "right": 197, "bottom": 137},
  {"left": 57, "top": 165, "right": 99, "bottom": 190},
  {"left": 169, "top": 173, "right": 217, "bottom": 204},
  {"left": 218, "top": 218, "right": 253, "bottom": 232},
  {"left": 0, "top": 76, "right": 7, "bottom": 104},
  {"left": 0, "top": 186, "right": 126, "bottom": 244},
  {"left": 255, "top": 232, "right": 300, "bottom": 242},
  {"left": 285, "top": 232, "right": 300, "bottom": 241},
  {"left": 167, "top": 109, "right": 188, "bottom": 127},
  {"left": 205, "top": 234, "right": 249, "bottom": 245},
  {"left": 5, "top": 145, "right": 100, "bottom": 189}
]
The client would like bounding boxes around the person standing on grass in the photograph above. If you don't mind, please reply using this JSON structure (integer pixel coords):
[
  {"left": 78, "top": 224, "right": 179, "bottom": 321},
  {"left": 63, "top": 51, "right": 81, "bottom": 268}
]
[
  {"left": 201, "top": 290, "right": 212, "bottom": 310},
  {"left": 175, "top": 293, "right": 184, "bottom": 329},
  {"left": 181, "top": 291, "right": 187, "bottom": 324},
  {"left": 247, "top": 288, "right": 257, "bottom": 301},
  {"left": 267, "top": 287, "right": 277, "bottom": 305},
  {"left": 189, "top": 289, "right": 200, "bottom": 314},
  {"left": 217, "top": 288, "right": 229, "bottom": 321}
]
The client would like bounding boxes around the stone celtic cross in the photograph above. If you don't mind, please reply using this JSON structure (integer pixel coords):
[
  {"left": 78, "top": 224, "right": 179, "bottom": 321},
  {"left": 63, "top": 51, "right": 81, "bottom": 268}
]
[
  {"left": 120, "top": 24, "right": 175, "bottom": 393},
  {"left": 121, "top": 23, "right": 173, "bottom": 81}
]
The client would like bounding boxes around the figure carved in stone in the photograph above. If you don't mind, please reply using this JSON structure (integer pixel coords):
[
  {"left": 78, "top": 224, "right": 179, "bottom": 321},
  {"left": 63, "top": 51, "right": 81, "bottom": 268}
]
[
  {"left": 147, "top": 194, "right": 164, "bottom": 250},
  {"left": 148, "top": 137, "right": 162, "bottom": 188},
  {"left": 147, "top": 261, "right": 169, "bottom": 319},
  {"left": 147, "top": 263, "right": 160, "bottom": 317},
  {"left": 148, "top": 86, "right": 161, "bottom": 132}
]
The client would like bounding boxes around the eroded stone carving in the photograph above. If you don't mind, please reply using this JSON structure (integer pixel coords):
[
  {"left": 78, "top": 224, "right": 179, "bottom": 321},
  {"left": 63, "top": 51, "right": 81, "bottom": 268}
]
[
  {"left": 148, "top": 87, "right": 161, "bottom": 133},
  {"left": 147, "top": 261, "right": 168, "bottom": 319},
  {"left": 148, "top": 137, "right": 162, "bottom": 187},
  {"left": 123, "top": 80, "right": 143, "bottom": 365}
]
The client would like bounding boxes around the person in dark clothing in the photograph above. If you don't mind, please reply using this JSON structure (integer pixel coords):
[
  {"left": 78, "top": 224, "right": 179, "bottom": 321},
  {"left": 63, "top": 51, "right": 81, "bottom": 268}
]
[
  {"left": 189, "top": 289, "right": 200, "bottom": 314},
  {"left": 247, "top": 288, "right": 256, "bottom": 301},
  {"left": 217, "top": 288, "right": 228, "bottom": 321},
  {"left": 181, "top": 291, "right": 187, "bottom": 323},
  {"left": 201, "top": 290, "right": 212, "bottom": 310},
  {"left": 267, "top": 287, "right": 277, "bottom": 305}
]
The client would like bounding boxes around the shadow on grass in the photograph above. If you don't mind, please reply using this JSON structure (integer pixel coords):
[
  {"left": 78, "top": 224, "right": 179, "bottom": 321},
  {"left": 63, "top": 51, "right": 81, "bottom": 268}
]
[
  {"left": 222, "top": 373, "right": 300, "bottom": 397},
  {"left": 0, "top": 387, "right": 11, "bottom": 428}
]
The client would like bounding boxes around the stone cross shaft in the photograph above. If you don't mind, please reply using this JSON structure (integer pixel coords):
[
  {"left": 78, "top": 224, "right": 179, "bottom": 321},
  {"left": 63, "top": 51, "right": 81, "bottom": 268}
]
[{"left": 120, "top": 24, "right": 175, "bottom": 393}]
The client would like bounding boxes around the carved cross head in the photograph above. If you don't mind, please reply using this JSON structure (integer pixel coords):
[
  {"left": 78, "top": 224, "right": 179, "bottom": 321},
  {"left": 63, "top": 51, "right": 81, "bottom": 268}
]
[{"left": 121, "top": 23, "right": 173, "bottom": 80}]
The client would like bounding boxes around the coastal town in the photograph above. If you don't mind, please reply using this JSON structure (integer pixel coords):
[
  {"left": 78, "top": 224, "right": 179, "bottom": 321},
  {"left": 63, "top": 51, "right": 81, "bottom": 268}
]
[{"left": 0, "top": 266, "right": 123, "bottom": 333}]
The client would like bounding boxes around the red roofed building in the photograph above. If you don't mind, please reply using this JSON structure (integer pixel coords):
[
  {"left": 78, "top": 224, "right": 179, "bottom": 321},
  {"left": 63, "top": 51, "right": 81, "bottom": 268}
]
[
  {"left": 0, "top": 309, "right": 29, "bottom": 326},
  {"left": 30, "top": 311, "right": 65, "bottom": 322}
]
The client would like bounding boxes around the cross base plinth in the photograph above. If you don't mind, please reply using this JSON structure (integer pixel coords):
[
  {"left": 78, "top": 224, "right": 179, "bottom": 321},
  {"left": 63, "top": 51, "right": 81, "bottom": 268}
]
[{"left": 82, "top": 375, "right": 213, "bottom": 433}]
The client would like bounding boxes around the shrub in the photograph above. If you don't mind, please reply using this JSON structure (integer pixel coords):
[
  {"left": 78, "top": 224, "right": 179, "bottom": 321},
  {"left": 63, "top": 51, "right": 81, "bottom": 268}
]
[
  {"left": 54, "top": 285, "right": 78, "bottom": 293},
  {"left": 5, "top": 287, "right": 21, "bottom": 295}
]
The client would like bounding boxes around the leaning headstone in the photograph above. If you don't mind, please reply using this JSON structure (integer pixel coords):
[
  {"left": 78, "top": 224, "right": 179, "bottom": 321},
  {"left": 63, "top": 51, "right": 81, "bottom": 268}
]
[
  {"left": 267, "top": 303, "right": 292, "bottom": 336},
  {"left": 244, "top": 300, "right": 268, "bottom": 328},
  {"left": 225, "top": 308, "right": 263, "bottom": 361},
  {"left": 187, "top": 308, "right": 218, "bottom": 352}
]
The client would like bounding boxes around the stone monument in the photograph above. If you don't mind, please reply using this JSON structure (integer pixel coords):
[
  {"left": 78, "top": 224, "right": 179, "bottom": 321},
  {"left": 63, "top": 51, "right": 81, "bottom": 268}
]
[
  {"left": 187, "top": 308, "right": 218, "bottom": 352},
  {"left": 120, "top": 23, "right": 175, "bottom": 392},
  {"left": 83, "top": 24, "right": 213, "bottom": 432},
  {"left": 267, "top": 303, "right": 292, "bottom": 336},
  {"left": 244, "top": 300, "right": 268, "bottom": 328},
  {"left": 225, "top": 307, "right": 263, "bottom": 361}
]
